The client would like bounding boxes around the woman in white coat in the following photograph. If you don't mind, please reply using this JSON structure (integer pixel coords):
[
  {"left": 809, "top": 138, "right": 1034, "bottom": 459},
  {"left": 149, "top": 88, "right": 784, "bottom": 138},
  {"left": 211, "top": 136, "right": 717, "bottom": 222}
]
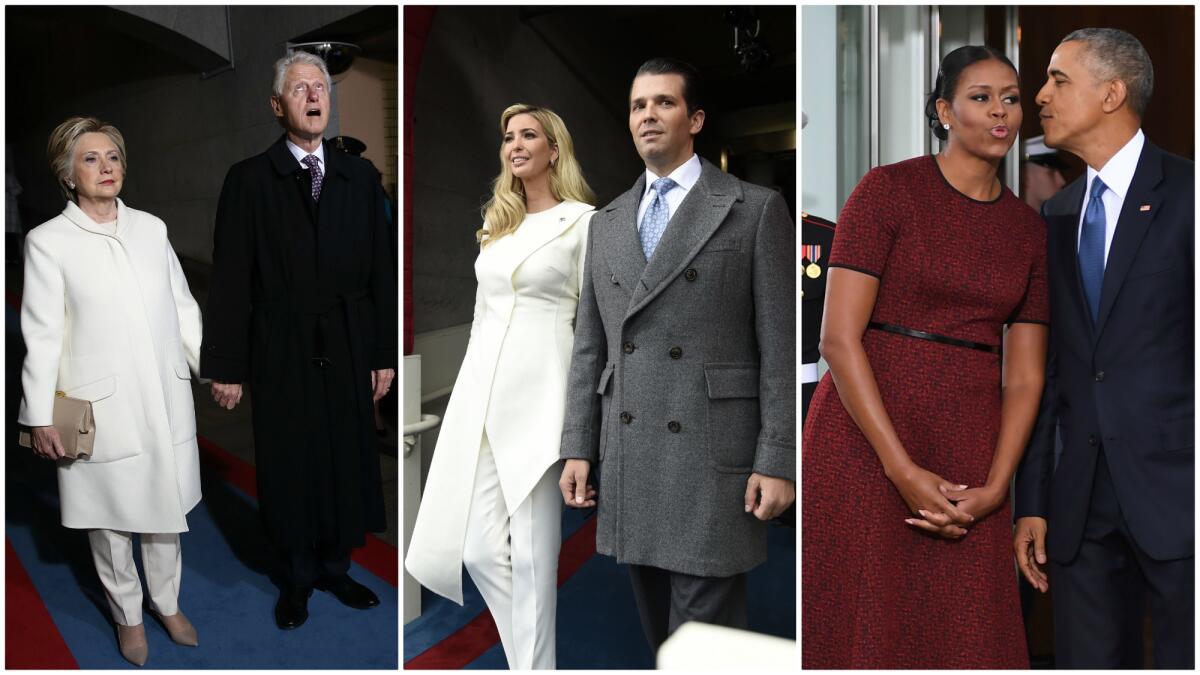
[
  {"left": 19, "top": 117, "right": 203, "bottom": 667},
  {"left": 406, "top": 104, "right": 596, "bottom": 669}
]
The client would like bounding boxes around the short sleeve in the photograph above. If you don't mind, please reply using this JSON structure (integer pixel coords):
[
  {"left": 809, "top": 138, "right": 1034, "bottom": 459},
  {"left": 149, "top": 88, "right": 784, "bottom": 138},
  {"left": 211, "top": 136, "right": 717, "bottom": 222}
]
[
  {"left": 826, "top": 167, "right": 900, "bottom": 278},
  {"left": 1009, "top": 234, "right": 1049, "bottom": 325}
]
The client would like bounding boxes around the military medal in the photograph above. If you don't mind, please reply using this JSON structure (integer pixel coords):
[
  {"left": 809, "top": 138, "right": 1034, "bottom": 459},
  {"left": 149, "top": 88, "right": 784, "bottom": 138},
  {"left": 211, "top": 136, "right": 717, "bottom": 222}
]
[{"left": 802, "top": 244, "right": 823, "bottom": 279}]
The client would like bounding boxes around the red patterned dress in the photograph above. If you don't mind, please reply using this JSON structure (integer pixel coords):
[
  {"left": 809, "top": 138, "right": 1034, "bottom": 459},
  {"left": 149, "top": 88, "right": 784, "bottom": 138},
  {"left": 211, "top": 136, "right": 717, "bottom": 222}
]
[{"left": 802, "top": 155, "right": 1047, "bottom": 668}]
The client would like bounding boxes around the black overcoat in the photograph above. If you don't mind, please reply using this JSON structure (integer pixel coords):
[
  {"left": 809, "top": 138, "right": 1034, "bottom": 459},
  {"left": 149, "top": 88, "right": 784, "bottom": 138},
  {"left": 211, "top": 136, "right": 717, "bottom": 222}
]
[{"left": 201, "top": 135, "right": 396, "bottom": 553}]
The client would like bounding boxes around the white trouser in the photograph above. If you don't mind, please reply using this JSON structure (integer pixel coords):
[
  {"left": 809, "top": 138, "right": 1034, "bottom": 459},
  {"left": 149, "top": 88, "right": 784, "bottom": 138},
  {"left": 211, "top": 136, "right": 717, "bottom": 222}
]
[
  {"left": 462, "top": 432, "right": 562, "bottom": 670},
  {"left": 87, "top": 529, "right": 182, "bottom": 627}
]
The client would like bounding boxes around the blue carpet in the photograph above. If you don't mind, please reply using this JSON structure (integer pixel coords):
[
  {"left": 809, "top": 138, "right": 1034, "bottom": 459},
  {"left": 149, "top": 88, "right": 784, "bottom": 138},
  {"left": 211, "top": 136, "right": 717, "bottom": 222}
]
[
  {"left": 6, "top": 300, "right": 398, "bottom": 669},
  {"left": 404, "top": 505, "right": 795, "bottom": 669}
]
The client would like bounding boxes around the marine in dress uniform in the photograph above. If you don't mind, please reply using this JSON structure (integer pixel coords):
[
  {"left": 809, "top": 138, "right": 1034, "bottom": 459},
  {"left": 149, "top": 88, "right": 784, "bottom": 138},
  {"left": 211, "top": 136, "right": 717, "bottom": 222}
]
[{"left": 801, "top": 211, "right": 834, "bottom": 422}]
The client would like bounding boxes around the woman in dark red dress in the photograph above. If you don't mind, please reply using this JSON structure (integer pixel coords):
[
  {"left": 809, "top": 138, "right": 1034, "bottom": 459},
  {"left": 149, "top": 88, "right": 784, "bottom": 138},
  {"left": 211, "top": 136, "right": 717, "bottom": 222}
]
[{"left": 802, "top": 46, "right": 1049, "bottom": 668}]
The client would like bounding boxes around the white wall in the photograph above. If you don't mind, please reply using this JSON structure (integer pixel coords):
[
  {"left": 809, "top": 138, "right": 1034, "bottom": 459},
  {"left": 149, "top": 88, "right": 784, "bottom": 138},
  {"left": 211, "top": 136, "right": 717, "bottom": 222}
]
[
  {"left": 878, "top": 5, "right": 929, "bottom": 166},
  {"left": 800, "top": 5, "right": 839, "bottom": 219}
]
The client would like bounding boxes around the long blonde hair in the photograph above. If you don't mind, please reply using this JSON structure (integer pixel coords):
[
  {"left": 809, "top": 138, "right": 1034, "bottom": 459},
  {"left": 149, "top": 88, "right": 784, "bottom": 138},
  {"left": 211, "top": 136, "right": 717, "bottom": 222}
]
[{"left": 478, "top": 104, "right": 595, "bottom": 245}]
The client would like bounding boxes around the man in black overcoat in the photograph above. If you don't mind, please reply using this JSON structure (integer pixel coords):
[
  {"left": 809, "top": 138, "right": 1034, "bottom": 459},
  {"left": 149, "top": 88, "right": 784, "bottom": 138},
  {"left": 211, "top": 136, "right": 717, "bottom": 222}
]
[{"left": 201, "top": 52, "right": 397, "bottom": 630}]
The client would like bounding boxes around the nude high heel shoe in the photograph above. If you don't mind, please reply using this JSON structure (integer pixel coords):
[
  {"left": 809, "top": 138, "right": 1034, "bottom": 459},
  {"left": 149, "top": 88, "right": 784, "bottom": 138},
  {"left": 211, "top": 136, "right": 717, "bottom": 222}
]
[
  {"left": 149, "top": 609, "right": 199, "bottom": 646},
  {"left": 116, "top": 623, "right": 148, "bottom": 666}
]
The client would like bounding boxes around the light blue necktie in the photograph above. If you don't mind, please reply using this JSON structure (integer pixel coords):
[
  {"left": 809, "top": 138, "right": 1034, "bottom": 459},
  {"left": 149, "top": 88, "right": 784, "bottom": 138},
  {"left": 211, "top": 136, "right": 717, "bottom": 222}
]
[
  {"left": 639, "top": 177, "right": 677, "bottom": 259},
  {"left": 1078, "top": 177, "right": 1107, "bottom": 322}
]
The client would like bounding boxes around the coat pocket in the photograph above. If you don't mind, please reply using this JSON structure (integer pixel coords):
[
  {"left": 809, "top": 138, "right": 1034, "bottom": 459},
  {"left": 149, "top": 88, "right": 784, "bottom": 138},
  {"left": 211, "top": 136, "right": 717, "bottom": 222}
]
[
  {"left": 703, "top": 363, "right": 760, "bottom": 472},
  {"left": 61, "top": 372, "right": 140, "bottom": 463},
  {"left": 597, "top": 362, "right": 614, "bottom": 461},
  {"left": 1127, "top": 257, "right": 1174, "bottom": 281},
  {"left": 168, "top": 360, "right": 197, "bottom": 444},
  {"left": 1159, "top": 418, "right": 1194, "bottom": 452},
  {"left": 596, "top": 362, "right": 615, "bottom": 395},
  {"left": 598, "top": 396, "right": 612, "bottom": 463}
]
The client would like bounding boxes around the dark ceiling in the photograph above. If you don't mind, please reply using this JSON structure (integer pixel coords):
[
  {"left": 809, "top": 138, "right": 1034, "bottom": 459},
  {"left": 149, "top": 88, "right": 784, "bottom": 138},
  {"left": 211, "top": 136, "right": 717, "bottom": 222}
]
[
  {"left": 517, "top": 6, "right": 795, "bottom": 127},
  {"left": 5, "top": 6, "right": 397, "bottom": 133}
]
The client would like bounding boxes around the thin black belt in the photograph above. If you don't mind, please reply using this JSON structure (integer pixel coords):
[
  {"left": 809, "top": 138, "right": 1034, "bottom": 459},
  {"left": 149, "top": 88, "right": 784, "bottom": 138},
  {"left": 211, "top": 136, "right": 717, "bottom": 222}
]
[{"left": 867, "top": 321, "right": 1000, "bottom": 355}]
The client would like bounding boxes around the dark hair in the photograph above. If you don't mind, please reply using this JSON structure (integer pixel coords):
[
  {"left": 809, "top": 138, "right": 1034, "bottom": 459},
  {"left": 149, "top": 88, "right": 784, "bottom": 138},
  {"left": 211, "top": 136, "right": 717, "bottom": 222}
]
[
  {"left": 632, "top": 57, "right": 704, "bottom": 117},
  {"left": 924, "top": 45, "right": 1017, "bottom": 141}
]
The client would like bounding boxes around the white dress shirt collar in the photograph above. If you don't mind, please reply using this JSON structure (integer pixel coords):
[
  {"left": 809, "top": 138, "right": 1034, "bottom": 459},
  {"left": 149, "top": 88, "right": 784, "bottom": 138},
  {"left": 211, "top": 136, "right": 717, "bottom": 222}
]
[
  {"left": 1086, "top": 128, "right": 1144, "bottom": 202},
  {"left": 286, "top": 139, "right": 325, "bottom": 170},
  {"left": 642, "top": 153, "right": 702, "bottom": 200}
]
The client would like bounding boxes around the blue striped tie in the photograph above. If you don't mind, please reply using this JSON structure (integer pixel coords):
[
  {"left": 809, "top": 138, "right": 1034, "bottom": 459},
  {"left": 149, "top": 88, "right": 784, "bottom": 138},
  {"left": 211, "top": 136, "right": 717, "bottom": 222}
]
[
  {"left": 1078, "top": 177, "right": 1107, "bottom": 322},
  {"left": 640, "top": 177, "right": 677, "bottom": 259}
]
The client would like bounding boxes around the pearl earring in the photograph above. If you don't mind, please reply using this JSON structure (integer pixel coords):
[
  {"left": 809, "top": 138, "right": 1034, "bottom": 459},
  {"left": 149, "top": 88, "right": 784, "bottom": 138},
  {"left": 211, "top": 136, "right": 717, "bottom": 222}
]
[
  {"left": 67, "top": 180, "right": 75, "bottom": 190},
  {"left": 943, "top": 123, "right": 951, "bottom": 130}
]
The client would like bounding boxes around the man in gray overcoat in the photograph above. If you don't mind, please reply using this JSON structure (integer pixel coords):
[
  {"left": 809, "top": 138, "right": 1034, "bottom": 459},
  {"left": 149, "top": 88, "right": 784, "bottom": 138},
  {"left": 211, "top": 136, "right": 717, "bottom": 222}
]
[{"left": 559, "top": 57, "right": 796, "bottom": 649}]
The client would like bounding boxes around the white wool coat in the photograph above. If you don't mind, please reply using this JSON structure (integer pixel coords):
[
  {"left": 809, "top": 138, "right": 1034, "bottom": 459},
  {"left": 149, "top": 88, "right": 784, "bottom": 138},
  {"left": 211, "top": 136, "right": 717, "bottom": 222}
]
[{"left": 19, "top": 199, "right": 202, "bottom": 533}]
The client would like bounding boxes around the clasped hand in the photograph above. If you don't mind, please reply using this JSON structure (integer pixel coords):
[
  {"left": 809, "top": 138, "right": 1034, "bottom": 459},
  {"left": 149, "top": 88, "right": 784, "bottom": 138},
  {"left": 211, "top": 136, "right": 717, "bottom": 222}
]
[
  {"left": 211, "top": 381, "right": 243, "bottom": 410},
  {"left": 559, "top": 459, "right": 795, "bottom": 522},
  {"left": 890, "top": 464, "right": 1004, "bottom": 539},
  {"left": 211, "top": 369, "right": 394, "bottom": 410}
]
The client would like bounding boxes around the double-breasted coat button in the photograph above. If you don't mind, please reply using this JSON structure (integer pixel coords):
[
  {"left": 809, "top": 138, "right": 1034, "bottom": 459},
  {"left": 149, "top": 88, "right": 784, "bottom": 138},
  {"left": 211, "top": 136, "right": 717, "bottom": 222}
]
[
  {"left": 623, "top": 342, "right": 636, "bottom": 354},
  {"left": 1088, "top": 434, "right": 1098, "bottom": 446},
  {"left": 1095, "top": 371, "right": 1105, "bottom": 382},
  {"left": 611, "top": 274, "right": 619, "bottom": 284},
  {"left": 669, "top": 347, "right": 682, "bottom": 359},
  {"left": 684, "top": 268, "right": 698, "bottom": 282},
  {"left": 620, "top": 411, "right": 633, "bottom": 424},
  {"left": 667, "top": 421, "right": 681, "bottom": 433}
]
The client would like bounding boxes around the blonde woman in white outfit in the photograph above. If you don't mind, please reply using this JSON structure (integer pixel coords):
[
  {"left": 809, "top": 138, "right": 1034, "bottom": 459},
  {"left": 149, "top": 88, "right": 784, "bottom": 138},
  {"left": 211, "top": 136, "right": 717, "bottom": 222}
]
[
  {"left": 406, "top": 104, "right": 596, "bottom": 669},
  {"left": 19, "top": 117, "right": 202, "bottom": 667}
]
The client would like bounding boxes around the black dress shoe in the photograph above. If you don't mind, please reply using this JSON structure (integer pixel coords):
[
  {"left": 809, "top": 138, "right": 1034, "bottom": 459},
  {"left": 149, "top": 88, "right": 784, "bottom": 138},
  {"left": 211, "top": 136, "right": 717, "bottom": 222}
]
[
  {"left": 275, "top": 587, "right": 312, "bottom": 630},
  {"left": 313, "top": 574, "right": 380, "bottom": 609}
]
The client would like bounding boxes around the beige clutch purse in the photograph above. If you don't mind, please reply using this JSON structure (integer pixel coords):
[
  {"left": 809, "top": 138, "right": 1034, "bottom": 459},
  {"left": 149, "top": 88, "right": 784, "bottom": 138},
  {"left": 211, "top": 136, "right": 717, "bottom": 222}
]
[{"left": 18, "top": 391, "right": 95, "bottom": 460}]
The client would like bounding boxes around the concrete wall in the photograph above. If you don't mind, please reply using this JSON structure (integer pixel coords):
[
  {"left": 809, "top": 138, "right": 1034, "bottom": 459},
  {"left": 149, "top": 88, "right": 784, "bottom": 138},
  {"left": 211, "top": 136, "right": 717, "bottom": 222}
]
[
  {"left": 411, "top": 6, "right": 643, "bottom": 334},
  {"left": 8, "top": 5, "right": 374, "bottom": 265},
  {"left": 339, "top": 57, "right": 399, "bottom": 200}
]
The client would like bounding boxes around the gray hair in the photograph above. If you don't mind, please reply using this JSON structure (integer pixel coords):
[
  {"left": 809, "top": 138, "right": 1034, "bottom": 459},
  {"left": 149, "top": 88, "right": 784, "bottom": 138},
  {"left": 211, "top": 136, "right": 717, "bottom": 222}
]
[
  {"left": 271, "top": 51, "right": 333, "bottom": 97},
  {"left": 1061, "top": 28, "right": 1154, "bottom": 118}
]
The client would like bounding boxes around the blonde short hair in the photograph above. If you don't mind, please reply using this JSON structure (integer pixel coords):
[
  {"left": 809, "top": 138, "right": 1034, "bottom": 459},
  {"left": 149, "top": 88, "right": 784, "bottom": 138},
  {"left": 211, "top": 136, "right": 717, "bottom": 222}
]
[{"left": 46, "top": 116, "right": 127, "bottom": 203}]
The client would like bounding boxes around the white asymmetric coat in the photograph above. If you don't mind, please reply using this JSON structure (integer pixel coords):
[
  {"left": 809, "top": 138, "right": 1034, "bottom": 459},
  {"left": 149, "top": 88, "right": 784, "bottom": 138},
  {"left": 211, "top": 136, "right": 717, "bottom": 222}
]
[
  {"left": 19, "top": 199, "right": 203, "bottom": 533},
  {"left": 406, "top": 199, "right": 594, "bottom": 604}
]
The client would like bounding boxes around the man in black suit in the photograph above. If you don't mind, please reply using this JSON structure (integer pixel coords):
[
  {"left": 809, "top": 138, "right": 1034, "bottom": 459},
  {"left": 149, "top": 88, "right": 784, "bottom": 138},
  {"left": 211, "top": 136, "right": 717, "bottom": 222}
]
[
  {"left": 1015, "top": 28, "right": 1193, "bottom": 668},
  {"left": 202, "top": 52, "right": 397, "bottom": 629}
]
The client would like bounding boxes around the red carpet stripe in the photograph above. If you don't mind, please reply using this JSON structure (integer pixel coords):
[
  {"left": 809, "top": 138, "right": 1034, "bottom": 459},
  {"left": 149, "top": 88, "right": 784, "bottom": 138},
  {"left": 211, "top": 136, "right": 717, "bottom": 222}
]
[
  {"left": 404, "top": 516, "right": 598, "bottom": 669},
  {"left": 5, "top": 539, "right": 79, "bottom": 669},
  {"left": 196, "top": 435, "right": 398, "bottom": 587},
  {"left": 404, "top": 608, "right": 502, "bottom": 670},
  {"left": 197, "top": 434, "right": 259, "bottom": 498},
  {"left": 556, "top": 513, "right": 598, "bottom": 586},
  {"left": 9, "top": 279, "right": 400, "bottom": 589}
]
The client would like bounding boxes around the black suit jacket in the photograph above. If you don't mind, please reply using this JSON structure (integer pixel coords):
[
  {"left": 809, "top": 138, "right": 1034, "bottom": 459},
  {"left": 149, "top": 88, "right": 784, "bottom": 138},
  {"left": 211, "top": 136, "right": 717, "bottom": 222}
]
[{"left": 1015, "top": 138, "right": 1194, "bottom": 563}]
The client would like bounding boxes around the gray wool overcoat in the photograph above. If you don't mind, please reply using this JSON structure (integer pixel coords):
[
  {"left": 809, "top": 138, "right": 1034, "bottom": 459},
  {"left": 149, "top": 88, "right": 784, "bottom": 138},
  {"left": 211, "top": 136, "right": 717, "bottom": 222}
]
[{"left": 560, "top": 158, "right": 795, "bottom": 578}]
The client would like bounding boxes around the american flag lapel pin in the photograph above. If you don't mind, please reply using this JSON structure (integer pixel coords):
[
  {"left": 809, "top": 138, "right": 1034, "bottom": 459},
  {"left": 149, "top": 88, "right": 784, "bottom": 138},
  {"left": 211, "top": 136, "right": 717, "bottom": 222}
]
[{"left": 1139, "top": 204, "right": 1151, "bottom": 212}]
